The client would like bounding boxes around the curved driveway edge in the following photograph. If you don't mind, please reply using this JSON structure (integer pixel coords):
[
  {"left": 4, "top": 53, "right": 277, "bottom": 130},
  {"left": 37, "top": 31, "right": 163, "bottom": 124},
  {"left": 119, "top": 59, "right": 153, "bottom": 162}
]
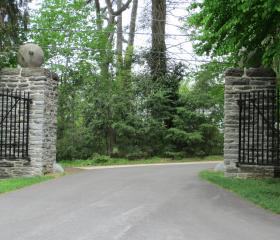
[{"left": 77, "top": 160, "right": 222, "bottom": 170}]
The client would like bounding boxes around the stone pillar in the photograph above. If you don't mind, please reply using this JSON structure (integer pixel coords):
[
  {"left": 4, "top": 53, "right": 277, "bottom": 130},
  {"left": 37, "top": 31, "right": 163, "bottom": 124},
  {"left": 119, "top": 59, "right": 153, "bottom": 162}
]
[
  {"left": 224, "top": 68, "right": 277, "bottom": 178},
  {"left": 0, "top": 68, "right": 58, "bottom": 177}
]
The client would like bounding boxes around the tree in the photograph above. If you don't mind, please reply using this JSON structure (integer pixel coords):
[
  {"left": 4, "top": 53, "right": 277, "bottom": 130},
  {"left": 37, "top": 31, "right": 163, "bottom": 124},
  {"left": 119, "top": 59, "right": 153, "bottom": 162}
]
[
  {"left": 150, "top": 0, "right": 167, "bottom": 78},
  {"left": 0, "top": 0, "right": 29, "bottom": 68},
  {"left": 165, "top": 63, "right": 225, "bottom": 158},
  {"left": 186, "top": 0, "right": 280, "bottom": 68},
  {"left": 32, "top": 0, "right": 105, "bottom": 158},
  {"left": 148, "top": 0, "right": 180, "bottom": 129},
  {"left": 93, "top": 0, "right": 134, "bottom": 154},
  {"left": 124, "top": 0, "right": 138, "bottom": 71},
  {"left": 33, "top": 0, "right": 138, "bottom": 157},
  {"left": 86, "top": 0, "right": 133, "bottom": 79}
]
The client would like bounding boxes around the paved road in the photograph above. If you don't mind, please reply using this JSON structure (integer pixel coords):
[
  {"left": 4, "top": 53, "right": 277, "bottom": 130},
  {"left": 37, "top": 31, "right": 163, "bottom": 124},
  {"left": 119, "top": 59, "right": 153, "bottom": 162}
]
[{"left": 0, "top": 163, "right": 280, "bottom": 240}]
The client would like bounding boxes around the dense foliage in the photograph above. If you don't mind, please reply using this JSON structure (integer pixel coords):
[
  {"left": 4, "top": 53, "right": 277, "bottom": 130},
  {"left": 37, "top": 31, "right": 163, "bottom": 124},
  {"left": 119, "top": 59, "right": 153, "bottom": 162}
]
[
  {"left": 0, "top": 0, "right": 29, "bottom": 69},
  {"left": 1, "top": 0, "right": 224, "bottom": 161},
  {"left": 187, "top": 0, "right": 280, "bottom": 69},
  {"left": 30, "top": 0, "right": 224, "bottom": 160}
]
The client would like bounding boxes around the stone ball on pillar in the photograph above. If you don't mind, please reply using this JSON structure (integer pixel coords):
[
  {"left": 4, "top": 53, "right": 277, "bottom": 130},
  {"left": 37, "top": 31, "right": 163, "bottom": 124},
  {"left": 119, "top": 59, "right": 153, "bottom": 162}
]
[{"left": 17, "top": 43, "right": 44, "bottom": 68}]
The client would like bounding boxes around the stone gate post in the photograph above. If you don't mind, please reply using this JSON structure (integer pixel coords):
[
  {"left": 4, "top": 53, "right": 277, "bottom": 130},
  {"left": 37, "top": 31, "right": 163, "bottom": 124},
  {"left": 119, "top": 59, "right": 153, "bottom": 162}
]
[
  {"left": 224, "top": 68, "right": 277, "bottom": 178},
  {"left": 0, "top": 68, "right": 58, "bottom": 178}
]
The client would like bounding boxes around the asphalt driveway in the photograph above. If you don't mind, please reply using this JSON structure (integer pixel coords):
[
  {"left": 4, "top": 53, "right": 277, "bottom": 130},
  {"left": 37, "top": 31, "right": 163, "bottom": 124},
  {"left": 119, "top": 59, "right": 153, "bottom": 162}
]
[{"left": 0, "top": 163, "right": 280, "bottom": 240}]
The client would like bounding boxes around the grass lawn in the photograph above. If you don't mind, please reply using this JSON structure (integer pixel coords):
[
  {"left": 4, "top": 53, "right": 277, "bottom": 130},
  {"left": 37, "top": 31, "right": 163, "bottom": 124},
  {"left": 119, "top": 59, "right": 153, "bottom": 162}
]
[
  {"left": 200, "top": 170, "right": 280, "bottom": 214},
  {"left": 0, "top": 175, "right": 56, "bottom": 194},
  {"left": 60, "top": 155, "right": 223, "bottom": 168}
]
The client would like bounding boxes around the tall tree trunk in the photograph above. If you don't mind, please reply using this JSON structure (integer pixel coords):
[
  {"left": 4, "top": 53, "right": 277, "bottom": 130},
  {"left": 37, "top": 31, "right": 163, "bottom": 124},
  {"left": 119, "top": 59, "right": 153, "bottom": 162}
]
[
  {"left": 117, "top": 0, "right": 123, "bottom": 67},
  {"left": 150, "top": 0, "right": 176, "bottom": 129},
  {"left": 94, "top": 0, "right": 102, "bottom": 31},
  {"left": 93, "top": 0, "right": 110, "bottom": 81},
  {"left": 150, "top": 0, "right": 167, "bottom": 80},
  {"left": 124, "top": 0, "right": 138, "bottom": 71}
]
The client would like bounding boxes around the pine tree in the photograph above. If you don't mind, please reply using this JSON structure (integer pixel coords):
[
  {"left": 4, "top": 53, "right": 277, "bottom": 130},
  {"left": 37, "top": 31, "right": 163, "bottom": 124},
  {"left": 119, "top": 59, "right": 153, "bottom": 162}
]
[{"left": 0, "top": 0, "right": 29, "bottom": 68}]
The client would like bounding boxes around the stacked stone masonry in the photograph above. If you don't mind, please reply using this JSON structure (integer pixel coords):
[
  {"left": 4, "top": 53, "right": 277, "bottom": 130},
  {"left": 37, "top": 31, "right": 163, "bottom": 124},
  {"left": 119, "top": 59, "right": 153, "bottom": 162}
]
[
  {"left": 224, "top": 67, "right": 279, "bottom": 178},
  {"left": 0, "top": 68, "right": 58, "bottom": 178}
]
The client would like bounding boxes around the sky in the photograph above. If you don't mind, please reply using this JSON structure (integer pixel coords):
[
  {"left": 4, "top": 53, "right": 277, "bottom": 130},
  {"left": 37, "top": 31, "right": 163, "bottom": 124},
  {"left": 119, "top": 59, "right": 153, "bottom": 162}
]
[{"left": 28, "top": 0, "right": 207, "bottom": 70}]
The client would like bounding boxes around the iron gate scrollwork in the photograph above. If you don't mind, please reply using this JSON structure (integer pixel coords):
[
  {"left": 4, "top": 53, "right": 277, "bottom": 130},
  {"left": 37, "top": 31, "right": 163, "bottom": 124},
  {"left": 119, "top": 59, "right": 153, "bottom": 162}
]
[
  {"left": 238, "top": 89, "right": 280, "bottom": 166},
  {"left": 0, "top": 89, "right": 32, "bottom": 160}
]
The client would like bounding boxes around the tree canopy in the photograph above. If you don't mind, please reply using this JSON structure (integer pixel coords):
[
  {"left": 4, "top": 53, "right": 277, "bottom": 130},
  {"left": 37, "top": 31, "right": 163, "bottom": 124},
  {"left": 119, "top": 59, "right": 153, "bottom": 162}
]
[
  {"left": 0, "top": 0, "right": 29, "bottom": 68},
  {"left": 187, "top": 0, "right": 280, "bottom": 69}
]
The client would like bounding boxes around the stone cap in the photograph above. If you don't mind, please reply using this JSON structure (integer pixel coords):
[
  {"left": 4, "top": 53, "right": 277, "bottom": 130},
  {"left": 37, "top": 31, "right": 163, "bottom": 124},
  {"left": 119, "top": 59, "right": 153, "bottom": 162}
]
[
  {"left": 225, "top": 67, "right": 276, "bottom": 78},
  {"left": 246, "top": 68, "right": 276, "bottom": 77}
]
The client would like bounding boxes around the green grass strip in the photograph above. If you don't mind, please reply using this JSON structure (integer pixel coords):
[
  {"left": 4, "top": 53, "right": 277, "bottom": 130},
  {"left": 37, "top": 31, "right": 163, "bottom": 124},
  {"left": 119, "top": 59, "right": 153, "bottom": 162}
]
[
  {"left": 0, "top": 175, "right": 55, "bottom": 194},
  {"left": 200, "top": 170, "right": 280, "bottom": 214},
  {"left": 60, "top": 155, "right": 223, "bottom": 167}
]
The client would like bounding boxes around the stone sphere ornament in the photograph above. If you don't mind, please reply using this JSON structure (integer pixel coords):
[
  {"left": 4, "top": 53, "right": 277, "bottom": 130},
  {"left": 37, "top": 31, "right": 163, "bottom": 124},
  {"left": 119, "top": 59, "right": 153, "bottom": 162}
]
[{"left": 17, "top": 43, "right": 44, "bottom": 67}]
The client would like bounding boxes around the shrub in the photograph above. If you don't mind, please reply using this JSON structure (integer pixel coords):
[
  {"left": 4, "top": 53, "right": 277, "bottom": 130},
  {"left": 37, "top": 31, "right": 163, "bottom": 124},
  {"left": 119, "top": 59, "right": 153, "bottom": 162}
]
[
  {"left": 126, "top": 151, "right": 149, "bottom": 160},
  {"left": 164, "top": 151, "right": 185, "bottom": 160},
  {"left": 91, "top": 154, "right": 111, "bottom": 164}
]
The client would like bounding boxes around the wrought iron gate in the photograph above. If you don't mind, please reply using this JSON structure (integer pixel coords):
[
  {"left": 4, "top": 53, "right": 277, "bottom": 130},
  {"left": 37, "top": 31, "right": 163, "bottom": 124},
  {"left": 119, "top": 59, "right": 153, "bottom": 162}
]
[
  {"left": 0, "top": 89, "right": 32, "bottom": 159},
  {"left": 238, "top": 89, "right": 280, "bottom": 166}
]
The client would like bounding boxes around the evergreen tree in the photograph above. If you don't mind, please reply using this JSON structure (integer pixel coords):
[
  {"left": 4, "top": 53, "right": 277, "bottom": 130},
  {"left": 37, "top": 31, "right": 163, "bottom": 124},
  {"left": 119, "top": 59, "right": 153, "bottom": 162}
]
[{"left": 0, "top": 0, "right": 29, "bottom": 68}]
